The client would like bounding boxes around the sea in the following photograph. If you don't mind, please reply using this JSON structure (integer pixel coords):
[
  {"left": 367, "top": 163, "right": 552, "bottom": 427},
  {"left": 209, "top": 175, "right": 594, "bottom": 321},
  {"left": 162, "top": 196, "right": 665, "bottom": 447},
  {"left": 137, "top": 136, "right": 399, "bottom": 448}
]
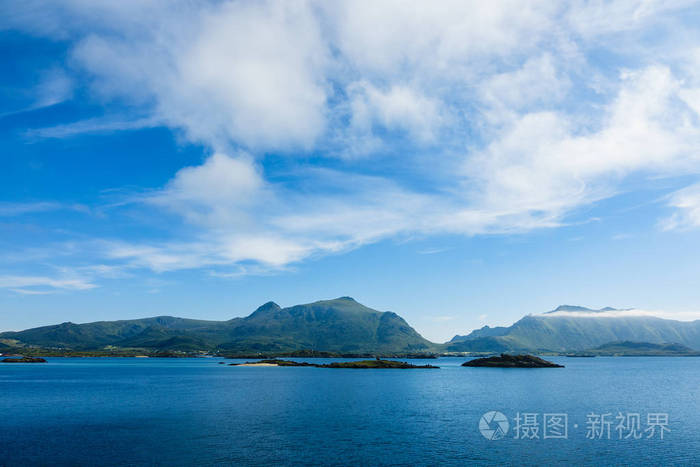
[{"left": 1, "top": 356, "right": 699, "bottom": 466}]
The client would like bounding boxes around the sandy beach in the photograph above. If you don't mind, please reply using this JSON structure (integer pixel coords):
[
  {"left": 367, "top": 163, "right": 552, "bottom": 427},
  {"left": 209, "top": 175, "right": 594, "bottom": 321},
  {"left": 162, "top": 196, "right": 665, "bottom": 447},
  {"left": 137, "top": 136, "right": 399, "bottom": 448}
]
[{"left": 235, "top": 363, "right": 278, "bottom": 367}]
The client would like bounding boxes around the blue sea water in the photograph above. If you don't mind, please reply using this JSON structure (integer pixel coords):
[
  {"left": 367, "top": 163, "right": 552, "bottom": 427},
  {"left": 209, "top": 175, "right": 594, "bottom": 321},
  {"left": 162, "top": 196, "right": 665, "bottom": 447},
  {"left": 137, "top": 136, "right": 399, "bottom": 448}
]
[{"left": 1, "top": 356, "right": 699, "bottom": 466}]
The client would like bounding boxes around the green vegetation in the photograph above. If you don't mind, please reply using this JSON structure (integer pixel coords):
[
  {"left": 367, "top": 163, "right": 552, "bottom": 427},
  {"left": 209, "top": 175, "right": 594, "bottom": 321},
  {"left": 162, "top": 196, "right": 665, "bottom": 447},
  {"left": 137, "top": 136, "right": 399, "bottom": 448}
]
[
  {"left": 584, "top": 341, "right": 700, "bottom": 356},
  {"left": 5, "top": 302, "right": 700, "bottom": 357},
  {"left": 322, "top": 359, "right": 438, "bottom": 369},
  {"left": 447, "top": 306, "right": 700, "bottom": 353},
  {"left": 0, "top": 297, "right": 434, "bottom": 355}
]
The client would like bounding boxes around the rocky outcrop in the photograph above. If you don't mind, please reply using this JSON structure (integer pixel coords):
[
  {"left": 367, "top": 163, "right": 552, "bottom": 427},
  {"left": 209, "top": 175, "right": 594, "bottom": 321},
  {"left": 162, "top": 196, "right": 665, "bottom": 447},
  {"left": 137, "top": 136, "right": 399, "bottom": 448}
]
[
  {"left": 462, "top": 354, "right": 563, "bottom": 368},
  {"left": 229, "top": 358, "right": 439, "bottom": 369},
  {"left": 2, "top": 356, "right": 47, "bottom": 363}
]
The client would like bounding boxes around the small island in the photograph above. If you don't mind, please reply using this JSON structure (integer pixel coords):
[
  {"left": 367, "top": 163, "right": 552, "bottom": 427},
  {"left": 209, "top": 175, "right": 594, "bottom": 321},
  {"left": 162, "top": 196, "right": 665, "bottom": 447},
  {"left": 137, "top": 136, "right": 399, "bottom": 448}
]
[
  {"left": 2, "top": 356, "right": 47, "bottom": 363},
  {"left": 462, "top": 354, "right": 563, "bottom": 368},
  {"left": 585, "top": 341, "right": 700, "bottom": 356},
  {"left": 229, "top": 358, "right": 439, "bottom": 369}
]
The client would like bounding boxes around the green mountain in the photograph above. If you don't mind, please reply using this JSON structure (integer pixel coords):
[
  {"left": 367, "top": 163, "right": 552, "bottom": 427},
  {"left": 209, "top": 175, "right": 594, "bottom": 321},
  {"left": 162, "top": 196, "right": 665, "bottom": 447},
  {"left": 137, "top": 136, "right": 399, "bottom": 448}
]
[
  {"left": 585, "top": 341, "right": 700, "bottom": 356},
  {"left": 447, "top": 306, "right": 700, "bottom": 352},
  {"left": 0, "top": 297, "right": 433, "bottom": 354},
  {"left": 0, "top": 316, "right": 219, "bottom": 350},
  {"left": 7, "top": 301, "right": 700, "bottom": 356}
]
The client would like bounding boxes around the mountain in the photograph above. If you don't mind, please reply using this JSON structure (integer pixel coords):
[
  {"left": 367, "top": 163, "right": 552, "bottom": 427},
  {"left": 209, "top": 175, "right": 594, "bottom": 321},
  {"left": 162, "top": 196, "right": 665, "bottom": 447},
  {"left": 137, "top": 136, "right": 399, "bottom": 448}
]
[
  {"left": 0, "top": 316, "right": 219, "bottom": 350},
  {"left": 544, "top": 305, "right": 621, "bottom": 313},
  {"left": 0, "top": 297, "right": 433, "bottom": 354},
  {"left": 446, "top": 306, "right": 700, "bottom": 352},
  {"left": 7, "top": 301, "right": 700, "bottom": 356},
  {"left": 585, "top": 341, "right": 700, "bottom": 356}
]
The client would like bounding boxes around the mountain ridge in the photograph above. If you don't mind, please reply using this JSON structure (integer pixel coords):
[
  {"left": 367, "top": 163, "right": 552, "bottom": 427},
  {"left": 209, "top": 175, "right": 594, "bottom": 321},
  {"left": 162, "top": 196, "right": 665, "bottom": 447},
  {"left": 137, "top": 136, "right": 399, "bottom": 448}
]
[
  {"left": 447, "top": 306, "right": 700, "bottom": 352},
  {"left": 5, "top": 302, "right": 700, "bottom": 355},
  {"left": 0, "top": 297, "right": 433, "bottom": 354}
]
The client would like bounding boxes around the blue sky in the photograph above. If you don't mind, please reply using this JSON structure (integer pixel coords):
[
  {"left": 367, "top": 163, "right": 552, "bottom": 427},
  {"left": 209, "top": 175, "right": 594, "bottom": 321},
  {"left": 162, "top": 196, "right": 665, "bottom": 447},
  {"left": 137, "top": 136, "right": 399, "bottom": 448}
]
[{"left": 2, "top": 1, "right": 700, "bottom": 342}]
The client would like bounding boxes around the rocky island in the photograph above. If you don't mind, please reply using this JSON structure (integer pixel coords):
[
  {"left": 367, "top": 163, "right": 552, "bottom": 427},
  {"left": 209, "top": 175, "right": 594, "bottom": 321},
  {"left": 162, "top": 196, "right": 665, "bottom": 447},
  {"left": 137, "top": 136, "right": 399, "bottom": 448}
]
[
  {"left": 2, "top": 356, "right": 47, "bottom": 363},
  {"left": 462, "top": 354, "right": 563, "bottom": 368},
  {"left": 229, "top": 358, "right": 439, "bottom": 369}
]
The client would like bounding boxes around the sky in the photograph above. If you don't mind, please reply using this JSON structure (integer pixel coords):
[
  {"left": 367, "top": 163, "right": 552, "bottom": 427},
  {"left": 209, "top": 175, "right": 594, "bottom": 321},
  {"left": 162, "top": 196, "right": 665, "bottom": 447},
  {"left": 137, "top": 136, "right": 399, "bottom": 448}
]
[{"left": 2, "top": 1, "right": 700, "bottom": 342}]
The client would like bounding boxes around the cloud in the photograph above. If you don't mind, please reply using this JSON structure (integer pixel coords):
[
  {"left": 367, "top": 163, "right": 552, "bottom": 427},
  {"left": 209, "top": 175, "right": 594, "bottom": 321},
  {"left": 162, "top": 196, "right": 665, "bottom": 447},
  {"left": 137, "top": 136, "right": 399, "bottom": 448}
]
[
  {"left": 104, "top": 235, "right": 315, "bottom": 272},
  {"left": 0, "top": 202, "right": 90, "bottom": 217},
  {"left": 65, "top": 1, "right": 329, "bottom": 151},
  {"left": 565, "top": 0, "right": 698, "bottom": 38},
  {"left": 0, "top": 274, "right": 96, "bottom": 293},
  {"left": 541, "top": 308, "right": 700, "bottom": 321},
  {"left": 661, "top": 183, "right": 700, "bottom": 230},
  {"left": 418, "top": 248, "right": 449, "bottom": 255},
  {"left": 4, "top": 1, "right": 700, "bottom": 282},
  {"left": 324, "top": 1, "right": 558, "bottom": 76},
  {"left": 8, "top": 288, "right": 54, "bottom": 296},
  {"left": 347, "top": 82, "right": 444, "bottom": 145},
  {"left": 34, "top": 68, "right": 73, "bottom": 108},
  {"left": 1, "top": 1, "right": 564, "bottom": 153},
  {"left": 135, "top": 63, "right": 700, "bottom": 268},
  {"left": 465, "top": 66, "right": 700, "bottom": 227},
  {"left": 26, "top": 116, "right": 160, "bottom": 139},
  {"left": 0, "top": 68, "right": 74, "bottom": 118},
  {"left": 478, "top": 54, "right": 570, "bottom": 118},
  {"left": 148, "top": 152, "right": 266, "bottom": 228},
  {"left": 117, "top": 153, "right": 438, "bottom": 269},
  {"left": 0, "top": 202, "right": 61, "bottom": 216}
]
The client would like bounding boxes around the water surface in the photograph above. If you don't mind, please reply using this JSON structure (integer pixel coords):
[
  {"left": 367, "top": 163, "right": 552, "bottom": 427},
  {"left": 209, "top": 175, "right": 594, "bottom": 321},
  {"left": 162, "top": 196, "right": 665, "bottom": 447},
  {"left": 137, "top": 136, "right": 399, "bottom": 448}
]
[{"left": 1, "top": 357, "right": 698, "bottom": 466}]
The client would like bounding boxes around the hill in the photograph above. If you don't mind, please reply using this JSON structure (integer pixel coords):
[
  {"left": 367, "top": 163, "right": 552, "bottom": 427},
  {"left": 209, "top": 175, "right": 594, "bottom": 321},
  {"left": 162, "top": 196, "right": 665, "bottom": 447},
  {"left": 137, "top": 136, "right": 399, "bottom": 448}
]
[
  {"left": 7, "top": 302, "right": 700, "bottom": 356},
  {"left": 446, "top": 306, "right": 700, "bottom": 353},
  {"left": 0, "top": 297, "right": 433, "bottom": 354},
  {"left": 585, "top": 341, "right": 700, "bottom": 356}
]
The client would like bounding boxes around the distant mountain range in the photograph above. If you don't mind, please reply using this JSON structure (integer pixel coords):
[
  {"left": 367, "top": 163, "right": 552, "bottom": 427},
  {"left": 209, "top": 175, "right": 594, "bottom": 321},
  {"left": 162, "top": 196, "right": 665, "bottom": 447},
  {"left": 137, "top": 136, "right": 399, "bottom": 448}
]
[
  {"left": 585, "top": 341, "right": 700, "bottom": 356},
  {"left": 2, "top": 301, "right": 700, "bottom": 355},
  {"left": 0, "top": 297, "right": 432, "bottom": 354},
  {"left": 446, "top": 305, "right": 700, "bottom": 353}
]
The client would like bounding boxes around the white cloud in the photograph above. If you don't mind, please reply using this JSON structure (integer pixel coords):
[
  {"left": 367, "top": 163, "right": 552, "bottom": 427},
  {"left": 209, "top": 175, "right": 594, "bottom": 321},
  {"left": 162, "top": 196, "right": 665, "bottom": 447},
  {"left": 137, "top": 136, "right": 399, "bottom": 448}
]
[
  {"left": 34, "top": 68, "right": 73, "bottom": 108},
  {"left": 7, "top": 1, "right": 561, "bottom": 151},
  {"left": 5, "top": 0, "right": 700, "bottom": 281},
  {"left": 0, "top": 202, "right": 90, "bottom": 217},
  {"left": 347, "top": 82, "right": 444, "bottom": 144},
  {"left": 478, "top": 54, "right": 570, "bottom": 118},
  {"left": 465, "top": 66, "right": 700, "bottom": 226},
  {"left": 325, "top": 1, "right": 558, "bottom": 76},
  {"left": 565, "top": 0, "right": 698, "bottom": 38},
  {"left": 661, "top": 183, "right": 700, "bottom": 230},
  {"left": 0, "top": 202, "right": 61, "bottom": 216},
  {"left": 0, "top": 275, "right": 96, "bottom": 292},
  {"left": 8, "top": 288, "right": 53, "bottom": 296},
  {"left": 121, "top": 154, "right": 440, "bottom": 270},
  {"left": 540, "top": 307, "right": 700, "bottom": 321},
  {"left": 68, "top": 1, "right": 329, "bottom": 151},
  {"left": 148, "top": 153, "right": 266, "bottom": 228},
  {"left": 25, "top": 116, "right": 160, "bottom": 139},
  {"left": 418, "top": 247, "right": 449, "bottom": 255}
]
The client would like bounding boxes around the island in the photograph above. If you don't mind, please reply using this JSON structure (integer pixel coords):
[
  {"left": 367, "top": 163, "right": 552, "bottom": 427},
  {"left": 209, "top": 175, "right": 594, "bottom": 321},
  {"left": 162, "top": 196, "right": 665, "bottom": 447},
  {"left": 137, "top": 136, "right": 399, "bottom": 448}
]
[
  {"left": 462, "top": 354, "right": 563, "bottom": 368},
  {"left": 584, "top": 341, "right": 700, "bottom": 356},
  {"left": 2, "top": 356, "right": 47, "bottom": 363},
  {"left": 229, "top": 358, "right": 439, "bottom": 369}
]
